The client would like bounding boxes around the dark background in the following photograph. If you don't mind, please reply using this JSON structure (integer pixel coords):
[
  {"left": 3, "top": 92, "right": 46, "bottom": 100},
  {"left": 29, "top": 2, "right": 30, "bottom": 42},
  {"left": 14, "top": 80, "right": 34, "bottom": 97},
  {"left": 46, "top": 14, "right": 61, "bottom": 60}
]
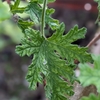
[{"left": 0, "top": 0, "right": 98, "bottom": 100}]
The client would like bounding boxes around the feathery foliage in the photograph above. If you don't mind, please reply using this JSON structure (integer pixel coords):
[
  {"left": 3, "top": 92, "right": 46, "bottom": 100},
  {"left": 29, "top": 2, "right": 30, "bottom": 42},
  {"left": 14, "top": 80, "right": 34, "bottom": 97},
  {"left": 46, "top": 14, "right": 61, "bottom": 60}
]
[
  {"left": 79, "top": 55, "right": 100, "bottom": 93},
  {"left": 80, "top": 93, "right": 100, "bottom": 100},
  {"left": 10, "top": 0, "right": 92, "bottom": 99},
  {"left": 94, "top": 0, "right": 100, "bottom": 24}
]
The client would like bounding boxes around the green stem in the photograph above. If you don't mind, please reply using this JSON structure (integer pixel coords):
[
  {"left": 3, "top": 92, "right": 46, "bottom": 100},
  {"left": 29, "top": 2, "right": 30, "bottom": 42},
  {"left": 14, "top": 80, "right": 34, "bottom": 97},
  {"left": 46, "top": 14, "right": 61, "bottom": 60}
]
[{"left": 41, "top": 0, "right": 47, "bottom": 38}]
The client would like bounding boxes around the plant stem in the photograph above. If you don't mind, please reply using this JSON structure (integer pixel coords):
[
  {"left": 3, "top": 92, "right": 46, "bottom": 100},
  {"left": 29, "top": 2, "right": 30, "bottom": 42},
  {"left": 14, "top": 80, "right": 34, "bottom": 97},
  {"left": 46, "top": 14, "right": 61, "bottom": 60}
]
[
  {"left": 41, "top": 0, "right": 47, "bottom": 38},
  {"left": 74, "top": 34, "right": 100, "bottom": 64},
  {"left": 86, "top": 33, "right": 100, "bottom": 48}
]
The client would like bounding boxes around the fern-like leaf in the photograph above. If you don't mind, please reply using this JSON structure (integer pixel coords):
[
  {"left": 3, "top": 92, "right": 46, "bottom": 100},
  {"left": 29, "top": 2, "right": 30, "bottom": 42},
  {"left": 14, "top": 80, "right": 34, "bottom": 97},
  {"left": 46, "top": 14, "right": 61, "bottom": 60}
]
[
  {"left": 79, "top": 55, "right": 100, "bottom": 93},
  {"left": 16, "top": 23, "right": 92, "bottom": 99},
  {"left": 11, "top": 0, "right": 93, "bottom": 99},
  {"left": 10, "top": 0, "right": 26, "bottom": 13},
  {"left": 26, "top": 2, "right": 59, "bottom": 30},
  {"left": 80, "top": 93, "right": 100, "bottom": 100}
]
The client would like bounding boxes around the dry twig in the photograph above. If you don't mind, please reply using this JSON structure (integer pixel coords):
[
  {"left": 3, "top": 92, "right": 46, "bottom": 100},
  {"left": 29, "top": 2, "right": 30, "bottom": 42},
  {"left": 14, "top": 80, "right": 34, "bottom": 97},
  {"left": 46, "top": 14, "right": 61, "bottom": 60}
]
[{"left": 86, "top": 33, "right": 100, "bottom": 48}]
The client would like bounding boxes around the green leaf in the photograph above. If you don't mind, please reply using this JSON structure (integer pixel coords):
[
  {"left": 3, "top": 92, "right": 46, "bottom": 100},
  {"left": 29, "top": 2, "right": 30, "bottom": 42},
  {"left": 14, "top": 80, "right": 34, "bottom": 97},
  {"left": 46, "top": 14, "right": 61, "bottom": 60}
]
[
  {"left": 80, "top": 93, "right": 100, "bottom": 100},
  {"left": 48, "top": 23, "right": 92, "bottom": 63},
  {"left": 16, "top": 29, "right": 43, "bottom": 57},
  {"left": 26, "top": 2, "right": 59, "bottom": 30},
  {"left": 78, "top": 55, "right": 100, "bottom": 93},
  {"left": 16, "top": 22, "right": 92, "bottom": 99},
  {"left": 94, "top": 0, "right": 100, "bottom": 11},
  {"left": 31, "top": 0, "right": 55, "bottom": 4},
  {"left": 62, "top": 25, "right": 86, "bottom": 43},
  {"left": 94, "top": 0, "right": 100, "bottom": 24},
  {"left": 26, "top": 53, "right": 44, "bottom": 89},
  {"left": 0, "top": 1, "right": 11, "bottom": 21},
  {"left": 10, "top": 0, "right": 26, "bottom": 13},
  {"left": 39, "top": 0, "right": 55, "bottom": 3},
  {"left": 94, "top": 0, "right": 99, "bottom": 2},
  {"left": 18, "top": 19, "right": 34, "bottom": 33},
  {"left": 48, "top": 24, "right": 86, "bottom": 44}
]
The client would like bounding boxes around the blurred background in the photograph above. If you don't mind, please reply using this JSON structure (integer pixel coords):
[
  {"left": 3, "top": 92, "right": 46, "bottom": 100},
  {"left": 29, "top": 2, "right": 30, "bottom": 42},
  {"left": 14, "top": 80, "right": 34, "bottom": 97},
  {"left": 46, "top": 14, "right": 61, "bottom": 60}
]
[{"left": 0, "top": 0, "right": 99, "bottom": 100}]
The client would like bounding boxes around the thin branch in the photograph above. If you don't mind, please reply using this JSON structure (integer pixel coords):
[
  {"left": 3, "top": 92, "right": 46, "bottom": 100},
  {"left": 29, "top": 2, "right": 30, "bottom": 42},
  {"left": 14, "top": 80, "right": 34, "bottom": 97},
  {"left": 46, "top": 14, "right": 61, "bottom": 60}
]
[
  {"left": 41, "top": 0, "right": 47, "bottom": 38},
  {"left": 74, "top": 33, "right": 100, "bottom": 64},
  {"left": 86, "top": 33, "right": 100, "bottom": 48}
]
